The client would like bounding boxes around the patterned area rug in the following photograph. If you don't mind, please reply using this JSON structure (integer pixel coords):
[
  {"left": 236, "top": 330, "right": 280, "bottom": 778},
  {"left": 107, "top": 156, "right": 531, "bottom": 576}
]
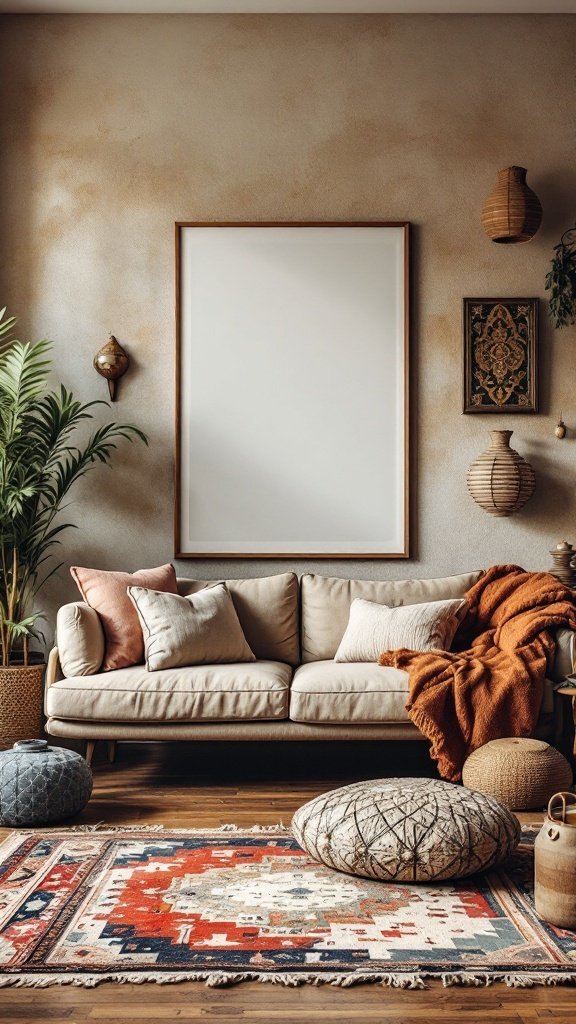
[{"left": 1, "top": 824, "right": 575, "bottom": 988}]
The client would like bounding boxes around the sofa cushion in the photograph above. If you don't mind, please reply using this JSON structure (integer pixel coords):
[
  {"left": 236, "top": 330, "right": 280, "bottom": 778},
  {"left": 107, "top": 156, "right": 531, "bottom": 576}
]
[
  {"left": 289, "top": 661, "right": 410, "bottom": 725},
  {"left": 300, "top": 571, "right": 483, "bottom": 662},
  {"left": 334, "top": 597, "right": 465, "bottom": 662},
  {"left": 289, "top": 665, "right": 557, "bottom": 729},
  {"left": 70, "top": 563, "right": 179, "bottom": 671},
  {"left": 128, "top": 584, "right": 255, "bottom": 669},
  {"left": 177, "top": 573, "right": 299, "bottom": 666},
  {"left": 45, "top": 662, "right": 291, "bottom": 723},
  {"left": 57, "top": 602, "right": 105, "bottom": 677}
]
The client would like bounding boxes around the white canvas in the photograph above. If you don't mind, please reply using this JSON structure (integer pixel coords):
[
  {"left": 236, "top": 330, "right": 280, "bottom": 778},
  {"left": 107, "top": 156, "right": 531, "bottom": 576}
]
[{"left": 177, "top": 223, "right": 408, "bottom": 556}]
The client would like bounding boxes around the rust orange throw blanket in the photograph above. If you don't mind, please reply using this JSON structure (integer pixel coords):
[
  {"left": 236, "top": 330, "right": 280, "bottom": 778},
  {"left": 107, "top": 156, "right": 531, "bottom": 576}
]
[{"left": 379, "top": 564, "right": 576, "bottom": 782}]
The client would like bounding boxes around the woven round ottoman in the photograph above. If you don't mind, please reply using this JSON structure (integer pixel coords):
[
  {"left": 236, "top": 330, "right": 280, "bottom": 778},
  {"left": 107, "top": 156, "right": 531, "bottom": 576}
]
[
  {"left": 292, "top": 777, "right": 519, "bottom": 883},
  {"left": 462, "top": 737, "right": 573, "bottom": 810},
  {"left": 0, "top": 739, "right": 93, "bottom": 827}
]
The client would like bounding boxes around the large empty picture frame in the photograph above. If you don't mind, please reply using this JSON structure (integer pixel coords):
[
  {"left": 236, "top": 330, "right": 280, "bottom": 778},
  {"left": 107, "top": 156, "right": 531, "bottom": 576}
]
[{"left": 176, "top": 222, "right": 409, "bottom": 557}]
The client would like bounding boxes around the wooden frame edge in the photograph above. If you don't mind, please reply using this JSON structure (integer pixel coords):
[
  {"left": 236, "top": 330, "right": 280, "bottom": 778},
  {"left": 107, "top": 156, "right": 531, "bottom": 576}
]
[{"left": 174, "top": 221, "right": 410, "bottom": 559}]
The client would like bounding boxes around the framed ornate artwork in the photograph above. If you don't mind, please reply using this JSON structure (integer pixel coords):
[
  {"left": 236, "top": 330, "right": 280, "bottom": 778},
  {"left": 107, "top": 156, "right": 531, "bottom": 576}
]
[
  {"left": 176, "top": 222, "right": 410, "bottom": 558},
  {"left": 463, "top": 298, "right": 538, "bottom": 413}
]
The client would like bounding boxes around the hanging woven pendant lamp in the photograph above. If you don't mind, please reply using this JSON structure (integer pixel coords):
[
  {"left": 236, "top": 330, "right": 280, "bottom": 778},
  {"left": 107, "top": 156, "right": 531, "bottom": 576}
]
[
  {"left": 467, "top": 430, "right": 535, "bottom": 516},
  {"left": 481, "top": 166, "right": 542, "bottom": 244}
]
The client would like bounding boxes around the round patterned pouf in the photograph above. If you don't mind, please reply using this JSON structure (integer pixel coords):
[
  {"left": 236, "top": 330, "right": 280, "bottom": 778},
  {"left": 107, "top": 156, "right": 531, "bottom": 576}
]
[
  {"left": 291, "top": 777, "right": 520, "bottom": 883},
  {"left": 462, "top": 737, "right": 573, "bottom": 811},
  {"left": 0, "top": 739, "right": 93, "bottom": 827}
]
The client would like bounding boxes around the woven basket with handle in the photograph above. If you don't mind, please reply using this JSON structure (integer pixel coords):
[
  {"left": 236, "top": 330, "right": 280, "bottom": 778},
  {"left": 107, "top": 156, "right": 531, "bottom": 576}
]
[{"left": 0, "top": 664, "right": 45, "bottom": 750}]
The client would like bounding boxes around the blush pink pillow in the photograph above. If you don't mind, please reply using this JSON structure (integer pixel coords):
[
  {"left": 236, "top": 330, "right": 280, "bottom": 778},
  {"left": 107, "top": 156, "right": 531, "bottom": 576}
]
[{"left": 70, "top": 564, "right": 178, "bottom": 671}]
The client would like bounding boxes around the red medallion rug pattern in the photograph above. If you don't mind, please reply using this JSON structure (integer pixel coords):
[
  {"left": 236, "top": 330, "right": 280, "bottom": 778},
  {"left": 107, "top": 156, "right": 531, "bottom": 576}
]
[{"left": 0, "top": 825, "right": 575, "bottom": 988}]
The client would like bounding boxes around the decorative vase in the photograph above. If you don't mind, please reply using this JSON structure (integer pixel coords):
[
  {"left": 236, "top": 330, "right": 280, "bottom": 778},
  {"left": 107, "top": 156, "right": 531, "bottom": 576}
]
[
  {"left": 0, "top": 739, "right": 93, "bottom": 826},
  {"left": 467, "top": 430, "right": 535, "bottom": 517},
  {"left": 535, "top": 792, "right": 576, "bottom": 928},
  {"left": 481, "top": 166, "right": 542, "bottom": 244},
  {"left": 0, "top": 663, "right": 45, "bottom": 751},
  {"left": 548, "top": 541, "right": 576, "bottom": 587}
]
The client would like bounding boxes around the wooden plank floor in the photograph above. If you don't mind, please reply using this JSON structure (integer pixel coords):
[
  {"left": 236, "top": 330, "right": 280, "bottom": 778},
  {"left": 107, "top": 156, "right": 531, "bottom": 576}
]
[{"left": 1, "top": 739, "right": 575, "bottom": 1024}]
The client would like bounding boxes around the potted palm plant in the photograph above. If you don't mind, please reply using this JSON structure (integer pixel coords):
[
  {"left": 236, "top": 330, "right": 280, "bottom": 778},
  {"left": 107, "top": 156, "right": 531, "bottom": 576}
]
[{"left": 0, "top": 308, "right": 147, "bottom": 748}]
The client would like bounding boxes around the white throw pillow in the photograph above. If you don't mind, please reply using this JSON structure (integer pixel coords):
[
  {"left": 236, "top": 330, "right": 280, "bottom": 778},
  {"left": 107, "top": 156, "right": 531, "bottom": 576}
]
[
  {"left": 127, "top": 583, "right": 255, "bottom": 670},
  {"left": 334, "top": 597, "right": 466, "bottom": 663}
]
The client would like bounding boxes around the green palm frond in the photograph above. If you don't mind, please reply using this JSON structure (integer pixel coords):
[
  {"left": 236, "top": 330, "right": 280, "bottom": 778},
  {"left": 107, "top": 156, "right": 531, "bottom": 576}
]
[
  {"left": 0, "top": 310, "right": 148, "bottom": 666},
  {"left": 0, "top": 308, "right": 17, "bottom": 342},
  {"left": 0, "top": 340, "right": 52, "bottom": 446}
]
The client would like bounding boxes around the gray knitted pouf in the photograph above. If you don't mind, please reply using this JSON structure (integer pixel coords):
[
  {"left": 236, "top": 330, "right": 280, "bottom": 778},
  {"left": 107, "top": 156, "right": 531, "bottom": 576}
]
[{"left": 0, "top": 739, "right": 93, "bottom": 827}]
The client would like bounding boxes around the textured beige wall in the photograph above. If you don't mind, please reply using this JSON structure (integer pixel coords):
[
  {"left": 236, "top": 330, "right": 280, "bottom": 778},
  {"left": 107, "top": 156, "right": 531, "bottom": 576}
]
[{"left": 1, "top": 13, "right": 576, "bottom": 635}]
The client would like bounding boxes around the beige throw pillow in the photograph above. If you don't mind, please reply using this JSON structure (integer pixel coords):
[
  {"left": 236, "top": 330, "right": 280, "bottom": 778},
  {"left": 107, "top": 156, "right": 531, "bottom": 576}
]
[
  {"left": 334, "top": 597, "right": 466, "bottom": 663},
  {"left": 128, "top": 583, "right": 256, "bottom": 671}
]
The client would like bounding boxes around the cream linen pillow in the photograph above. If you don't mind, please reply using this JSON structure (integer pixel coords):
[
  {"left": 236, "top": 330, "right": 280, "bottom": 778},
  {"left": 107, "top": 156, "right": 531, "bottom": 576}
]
[
  {"left": 334, "top": 597, "right": 466, "bottom": 663},
  {"left": 128, "top": 583, "right": 256, "bottom": 670}
]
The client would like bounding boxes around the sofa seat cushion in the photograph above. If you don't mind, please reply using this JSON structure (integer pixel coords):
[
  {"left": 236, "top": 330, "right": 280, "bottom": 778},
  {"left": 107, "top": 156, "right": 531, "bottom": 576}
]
[
  {"left": 46, "top": 662, "right": 292, "bottom": 723},
  {"left": 289, "top": 661, "right": 410, "bottom": 725}
]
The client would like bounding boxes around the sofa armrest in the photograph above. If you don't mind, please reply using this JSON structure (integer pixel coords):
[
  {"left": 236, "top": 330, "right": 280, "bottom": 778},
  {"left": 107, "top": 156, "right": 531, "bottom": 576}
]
[
  {"left": 551, "top": 627, "right": 576, "bottom": 683},
  {"left": 56, "top": 601, "right": 105, "bottom": 676},
  {"left": 46, "top": 646, "right": 63, "bottom": 686}
]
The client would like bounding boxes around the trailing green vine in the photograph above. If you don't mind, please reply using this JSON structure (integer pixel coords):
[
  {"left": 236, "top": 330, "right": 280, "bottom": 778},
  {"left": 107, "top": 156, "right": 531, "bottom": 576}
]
[{"left": 545, "top": 225, "right": 576, "bottom": 329}]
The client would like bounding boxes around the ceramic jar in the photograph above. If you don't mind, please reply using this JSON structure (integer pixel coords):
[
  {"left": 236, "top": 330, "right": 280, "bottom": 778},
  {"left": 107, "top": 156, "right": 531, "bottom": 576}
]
[{"left": 535, "top": 791, "right": 576, "bottom": 928}]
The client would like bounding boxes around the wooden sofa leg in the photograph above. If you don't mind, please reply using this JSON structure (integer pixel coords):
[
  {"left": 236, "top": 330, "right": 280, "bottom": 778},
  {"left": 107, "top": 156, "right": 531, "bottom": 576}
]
[
  {"left": 107, "top": 741, "right": 117, "bottom": 764},
  {"left": 85, "top": 740, "right": 96, "bottom": 766}
]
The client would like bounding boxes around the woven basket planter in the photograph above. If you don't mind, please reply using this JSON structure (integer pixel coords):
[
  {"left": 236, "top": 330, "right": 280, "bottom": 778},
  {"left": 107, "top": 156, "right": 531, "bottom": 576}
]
[
  {"left": 0, "top": 664, "right": 45, "bottom": 751},
  {"left": 467, "top": 429, "right": 535, "bottom": 517},
  {"left": 463, "top": 737, "right": 573, "bottom": 810}
]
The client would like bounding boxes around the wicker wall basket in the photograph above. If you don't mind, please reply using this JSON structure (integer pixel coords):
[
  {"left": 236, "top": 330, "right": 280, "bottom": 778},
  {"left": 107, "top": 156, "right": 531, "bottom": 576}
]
[
  {"left": 467, "top": 429, "right": 535, "bottom": 517},
  {"left": 481, "top": 165, "right": 542, "bottom": 244},
  {"left": 0, "top": 664, "right": 45, "bottom": 750}
]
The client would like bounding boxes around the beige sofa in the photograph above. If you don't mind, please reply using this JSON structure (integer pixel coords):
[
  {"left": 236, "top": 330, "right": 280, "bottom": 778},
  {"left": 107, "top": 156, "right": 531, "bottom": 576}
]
[{"left": 45, "top": 570, "right": 576, "bottom": 763}]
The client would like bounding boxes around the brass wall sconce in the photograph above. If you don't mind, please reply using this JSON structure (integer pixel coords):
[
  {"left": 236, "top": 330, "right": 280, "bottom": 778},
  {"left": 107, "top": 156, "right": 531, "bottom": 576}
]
[
  {"left": 93, "top": 335, "right": 129, "bottom": 401},
  {"left": 481, "top": 166, "right": 542, "bottom": 244}
]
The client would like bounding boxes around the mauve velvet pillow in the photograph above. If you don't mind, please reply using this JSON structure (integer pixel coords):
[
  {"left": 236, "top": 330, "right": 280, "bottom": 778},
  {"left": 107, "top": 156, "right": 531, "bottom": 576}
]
[{"left": 70, "top": 564, "right": 178, "bottom": 671}]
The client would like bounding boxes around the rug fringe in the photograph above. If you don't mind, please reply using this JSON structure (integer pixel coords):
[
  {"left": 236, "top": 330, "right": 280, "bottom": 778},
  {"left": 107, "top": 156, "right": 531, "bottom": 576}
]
[
  {"left": 1, "top": 969, "right": 576, "bottom": 989},
  {"left": 3, "top": 823, "right": 291, "bottom": 837},
  {"left": 64, "top": 823, "right": 166, "bottom": 833}
]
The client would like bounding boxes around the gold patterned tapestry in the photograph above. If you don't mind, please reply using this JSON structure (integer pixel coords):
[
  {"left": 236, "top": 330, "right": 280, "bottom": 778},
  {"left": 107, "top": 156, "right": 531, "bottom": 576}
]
[{"left": 463, "top": 299, "right": 538, "bottom": 412}]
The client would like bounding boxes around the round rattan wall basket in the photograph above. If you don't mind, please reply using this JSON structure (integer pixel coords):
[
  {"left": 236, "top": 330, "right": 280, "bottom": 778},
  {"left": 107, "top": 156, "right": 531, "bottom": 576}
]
[
  {"left": 467, "top": 430, "right": 535, "bottom": 517},
  {"left": 0, "top": 663, "right": 45, "bottom": 751},
  {"left": 481, "top": 166, "right": 542, "bottom": 244},
  {"left": 463, "top": 738, "right": 573, "bottom": 810}
]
